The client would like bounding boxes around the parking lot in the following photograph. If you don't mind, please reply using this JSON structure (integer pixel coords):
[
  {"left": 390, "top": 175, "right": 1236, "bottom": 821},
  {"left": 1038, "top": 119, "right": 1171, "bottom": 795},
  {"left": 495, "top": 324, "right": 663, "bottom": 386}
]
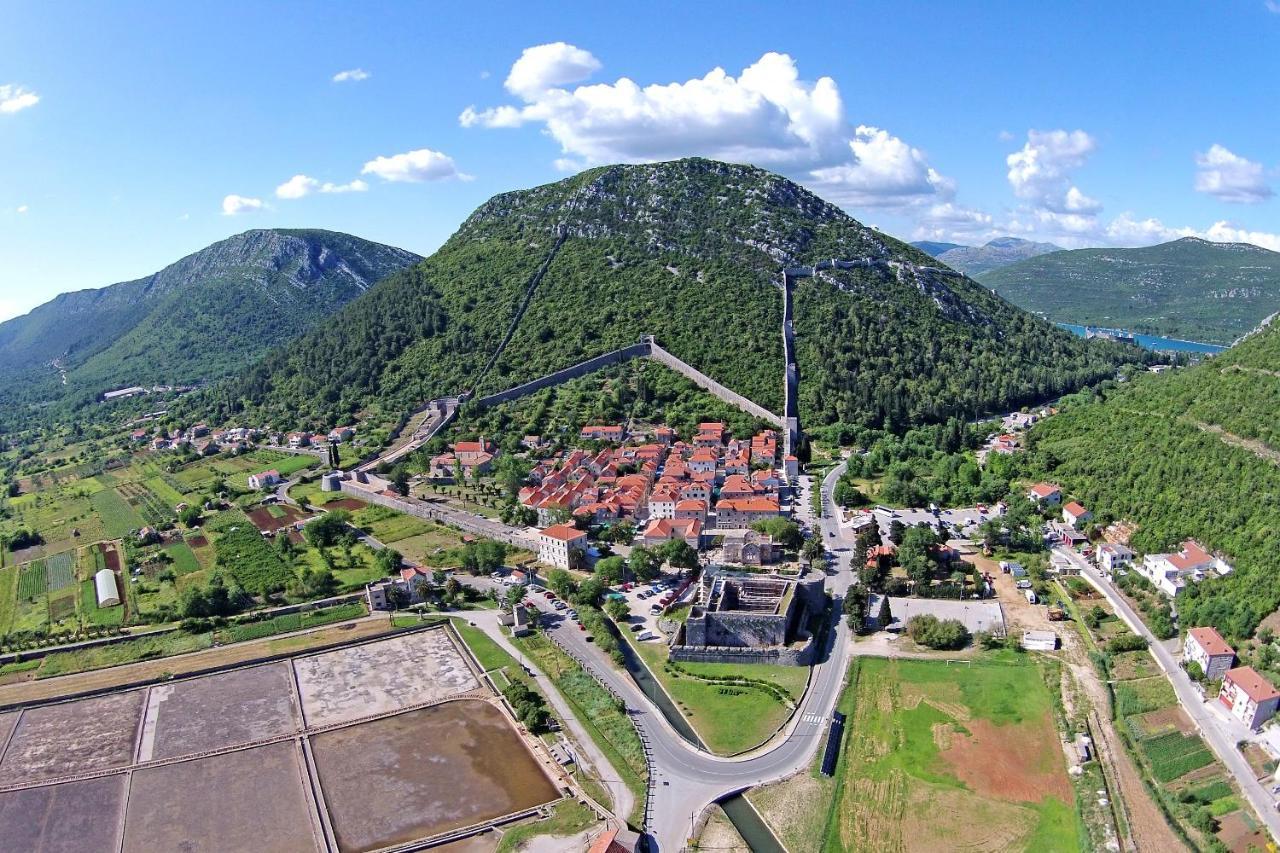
[
  {"left": 869, "top": 506, "right": 989, "bottom": 541},
  {"left": 521, "top": 571, "right": 691, "bottom": 640}
]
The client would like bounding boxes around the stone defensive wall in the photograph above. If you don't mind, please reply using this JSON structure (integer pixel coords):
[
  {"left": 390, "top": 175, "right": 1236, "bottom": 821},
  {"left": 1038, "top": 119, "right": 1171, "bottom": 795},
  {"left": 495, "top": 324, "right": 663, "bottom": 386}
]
[{"left": 472, "top": 337, "right": 785, "bottom": 427}]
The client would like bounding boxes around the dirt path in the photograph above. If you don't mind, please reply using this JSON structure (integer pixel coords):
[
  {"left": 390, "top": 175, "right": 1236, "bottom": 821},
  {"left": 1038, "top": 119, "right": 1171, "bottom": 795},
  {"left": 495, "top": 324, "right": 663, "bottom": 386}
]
[
  {"left": 0, "top": 616, "right": 397, "bottom": 707},
  {"left": 1191, "top": 420, "right": 1280, "bottom": 465}
]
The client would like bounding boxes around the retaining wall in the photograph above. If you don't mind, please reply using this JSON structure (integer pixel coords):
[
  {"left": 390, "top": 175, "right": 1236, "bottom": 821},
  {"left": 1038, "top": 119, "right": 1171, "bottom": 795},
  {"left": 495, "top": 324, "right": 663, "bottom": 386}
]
[
  {"left": 668, "top": 643, "right": 814, "bottom": 667},
  {"left": 338, "top": 481, "right": 537, "bottom": 550}
]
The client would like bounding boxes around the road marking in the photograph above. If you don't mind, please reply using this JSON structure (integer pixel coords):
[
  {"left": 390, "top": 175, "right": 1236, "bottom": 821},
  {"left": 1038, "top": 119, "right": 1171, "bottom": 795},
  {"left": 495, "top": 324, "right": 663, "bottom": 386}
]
[{"left": 801, "top": 712, "right": 823, "bottom": 725}]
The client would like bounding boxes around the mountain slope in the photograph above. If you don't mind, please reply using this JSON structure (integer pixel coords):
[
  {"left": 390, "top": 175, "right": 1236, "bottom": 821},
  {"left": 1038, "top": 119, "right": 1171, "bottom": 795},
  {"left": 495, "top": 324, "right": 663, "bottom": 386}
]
[
  {"left": 910, "top": 240, "right": 965, "bottom": 258},
  {"left": 0, "top": 229, "right": 420, "bottom": 413},
  {"left": 205, "top": 158, "right": 1141, "bottom": 433},
  {"left": 982, "top": 237, "right": 1280, "bottom": 344},
  {"left": 930, "top": 237, "right": 1062, "bottom": 277},
  {"left": 1023, "top": 319, "right": 1280, "bottom": 640}
]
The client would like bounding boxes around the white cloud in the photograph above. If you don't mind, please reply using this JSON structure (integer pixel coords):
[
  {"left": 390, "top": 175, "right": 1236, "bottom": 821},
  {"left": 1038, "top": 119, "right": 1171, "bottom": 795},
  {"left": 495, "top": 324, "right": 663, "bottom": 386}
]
[
  {"left": 1006, "top": 129, "right": 1099, "bottom": 213},
  {"left": 221, "top": 194, "right": 263, "bottom": 215},
  {"left": 15, "top": 204, "right": 28, "bottom": 214},
  {"left": 332, "top": 68, "right": 370, "bottom": 83},
  {"left": 276, "top": 174, "right": 318, "bottom": 199},
  {"left": 361, "top": 148, "right": 469, "bottom": 183},
  {"left": 462, "top": 46, "right": 954, "bottom": 212},
  {"left": 277, "top": 174, "right": 370, "bottom": 199},
  {"left": 0, "top": 84, "right": 39, "bottom": 114},
  {"left": 1194, "top": 144, "right": 1272, "bottom": 203},
  {"left": 808, "top": 126, "right": 953, "bottom": 208},
  {"left": 912, "top": 202, "right": 996, "bottom": 244},
  {"left": 504, "top": 42, "right": 601, "bottom": 99}
]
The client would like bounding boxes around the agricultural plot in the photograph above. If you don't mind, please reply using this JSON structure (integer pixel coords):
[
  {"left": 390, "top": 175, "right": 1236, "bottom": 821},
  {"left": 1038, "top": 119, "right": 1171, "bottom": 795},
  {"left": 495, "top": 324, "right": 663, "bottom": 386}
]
[
  {"left": 163, "top": 541, "right": 200, "bottom": 575},
  {"left": 1140, "top": 731, "right": 1216, "bottom": 783},
  {"left": 89, "top": 488, "right": 144, "bottom": 538},
  {"left": 0, "top": 775, "right": 127, "bottom": 853},
  {"left": 117, "top": 481, "right": 173, "bottom": 525},
  {"left": 79, "top": 578, "right": 124, "bottom": 627},
  {"left": 0, "top": 565, "right": 17, "bottom": 634},
  {"left": 11, "top": 561, "right": 49, "bottom": 635},
  {"left": 823, "top": 656, "right": 1079, "bottom": 853},
  {"left": 43, "top": 550, "right": 75, "bottom": 591},
  {"left": 212, "top": 525, "right": 294, "bottom": 594}
]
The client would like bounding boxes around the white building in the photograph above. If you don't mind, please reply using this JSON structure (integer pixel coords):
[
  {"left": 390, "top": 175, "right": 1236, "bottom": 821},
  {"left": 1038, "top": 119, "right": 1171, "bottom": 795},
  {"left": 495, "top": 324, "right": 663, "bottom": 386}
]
[
  {"left": 537, "top": 523, "right": 588, "bottom": 570},
  {"left": 1095, "top": 543, "right": 1134, "bottom": 573},
  {"left": 1140, "top": 540, "right": 1233, "bottom": 596},
  {"left": 1028, "top": 482, "right": 1062, "bottom": 505},
  {"left": 248, "top": 469, "right": 281, "bottom": 490},
  {"left": 1062, "top": 501, "right": 1092, "bottom": 528},
  {"left": 94, "top": 569, "right": 121, "bottom": 607},
  {"left": 1021, "top": 630, "right": 1057, "bottom": 651},
  {"left": 1219, "top": 666, "right": 1280, "bottom": 730},
  {"left": 1184, "top": 626, "right": 1235, "bottom": 681}
]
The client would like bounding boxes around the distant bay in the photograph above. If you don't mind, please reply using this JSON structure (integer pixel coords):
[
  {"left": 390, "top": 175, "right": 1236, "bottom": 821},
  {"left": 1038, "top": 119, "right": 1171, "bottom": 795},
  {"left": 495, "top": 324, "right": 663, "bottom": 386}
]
[{"left": 1058, "top": 323, "right": 1227, "bottom": 354}]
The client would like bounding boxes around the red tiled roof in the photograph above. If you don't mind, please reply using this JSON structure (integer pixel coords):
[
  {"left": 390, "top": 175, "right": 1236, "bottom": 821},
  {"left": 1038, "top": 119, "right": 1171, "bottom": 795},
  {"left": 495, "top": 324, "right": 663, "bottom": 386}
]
[
  {"left": 717, "top": 497, "right": 779, "bottom": 513},
  {"left": 1030, "top": 482, "right": 1060, "bottom": 498},
  {"left": 540, "top": 523, "right": 586, "bottom": 542},
  {"left": 1226, "top": 666, "right": 1280, "bottom": 703},
  {"left": 1063, "top": 501, "right": 1089, "bottom": 516},
  {"left": 1188, "top": 627, "right": 1235, "bottom": 658}
]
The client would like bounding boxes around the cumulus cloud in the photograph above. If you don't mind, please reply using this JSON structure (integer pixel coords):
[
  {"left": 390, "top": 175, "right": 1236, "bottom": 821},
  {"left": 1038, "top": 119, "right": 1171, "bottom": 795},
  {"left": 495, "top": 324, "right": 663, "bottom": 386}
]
[
  {"left": 275, "top": 175, "right": 370, "bottom": 199},
  {"left": 332, "top": 68, "right": 370, "bottom": 83},
  {"left": 1006, "top": 129, "right": 1100, "bottom": 213},
  {"left": 0, "top": 84, "right": 39, "bottom": 114},
  {"left": 461, "top": 45, "right": 952, "bottom": 211},
  {"left": 504, "top": 42, "right": 601, "bottom": 98},
  {"left": 16, "top": 204, "right": 28, "bottom": 214},
  {"left": 912, "top": 202, "right": 996, "bottom": 244},
  {"left": 361, "top": 148, "right": 470, "bottom": 183},
  {"left": 1194, "top": 144, "right": 1272, "bottom": 203},
  {"left": 221, "top": 194, "right": 263, "bottom": 215}
]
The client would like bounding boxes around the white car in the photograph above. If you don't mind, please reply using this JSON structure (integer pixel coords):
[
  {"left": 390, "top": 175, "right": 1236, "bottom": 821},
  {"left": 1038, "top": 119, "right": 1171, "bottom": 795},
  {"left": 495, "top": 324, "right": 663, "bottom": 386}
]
[{"left": 637, "top": 630, "right": 658, "bottom": 641}]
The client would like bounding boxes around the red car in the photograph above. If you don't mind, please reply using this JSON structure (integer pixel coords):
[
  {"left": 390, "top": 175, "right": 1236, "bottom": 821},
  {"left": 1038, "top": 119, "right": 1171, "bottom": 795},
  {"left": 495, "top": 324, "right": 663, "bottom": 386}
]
[{"left": 578, "top": 623, "right": 587, "bottom": 631}]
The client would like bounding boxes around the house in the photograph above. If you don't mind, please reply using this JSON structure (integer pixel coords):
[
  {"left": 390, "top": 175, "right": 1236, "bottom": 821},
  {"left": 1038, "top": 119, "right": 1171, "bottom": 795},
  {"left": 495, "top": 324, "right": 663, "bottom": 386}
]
[
  {"left": 248, "top": 469, "right": 281, "bottom": 490},
  {"left": 783, "top": 455, "right": 799, "bottom": 479},
  {"left": 647, "top": 489, "right": 677, "bottom": 520},
  {"left": 715, "top": 496, "right": 780, "bottom": 529},
  {"left": 1028, "top": 482, "right": 1062, "bottom": 505},
  {"left": 1021, "top": 630, "right": 1058, "bottom": 651},
  {"left": 674, "top": 498, "right": 706, "bottom": 524},
  {"left": 130, "top": 429, "right": 148, "bottom": 442},
  {"left": 1184, "top": 627, "right": 1235, "bottom": 681},
  {"left": 653, "top": 427, "right": 675, "bottom": 445},
  {"left": 287, "top": 432, "right": 310, "bottom": 448},
  {"left": 580, "top": 424, "right": 625, "bottom": 443},
  {"left": 640, "top": 517, "right": 702, "bottom": 550},
  {"left": 537, "top": 523, "right": 588, "bottom": 570},
  {"left": 328, "top": 426, "right": 355, "bottom": 443},
  {"left": 687, "top": 447, "right": 718, "bottom": 475},
  {"left": 1096, "top": 543, "right": 1135, "bottom": 573},
  {"left": 1140, "top": 540, "right": 1234, "bottom": 596},
  {"left": 1062, "top": 502, "right": 1092, "bottom": 528},
  {"left": 1219, "top": 666, "right": 1280, "bottom": 729},
  {"left": 751, "top": 430, "right": 778, "bottom": 464},
  {"left": 694, "top": 422, "right": 726, "bottom": 447},
  {"left": 721, "top": 530, "right": 776, "bottom": 566}
]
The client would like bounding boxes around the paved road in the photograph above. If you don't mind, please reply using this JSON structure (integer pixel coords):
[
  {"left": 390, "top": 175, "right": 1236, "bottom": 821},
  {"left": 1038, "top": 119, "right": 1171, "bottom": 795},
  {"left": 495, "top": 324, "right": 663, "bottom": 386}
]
[
  {"left": 1062, "top": 545, "right": 1280, "bottom": 842},
  {"left": 536, "top": 461, "right": 856, "bottom": 851}
]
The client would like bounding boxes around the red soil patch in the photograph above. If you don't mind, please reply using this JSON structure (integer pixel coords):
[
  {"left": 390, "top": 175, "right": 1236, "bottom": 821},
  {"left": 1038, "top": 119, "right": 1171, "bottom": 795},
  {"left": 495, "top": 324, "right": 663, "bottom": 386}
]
[
  {"left": 1217, "top": 810, "right": 1269, "bottom": 853},
  {"left": 245, "top": 505, "right": 310, "bottom": 532},
  {"left": 186, "top": 535, "right": 209, "bottom": 549},
  {"left": 938, "top": 717, "right": 1073, "bottom": 804},
  {"left": 102, "top": 545, "right": 122, "bottom": 573},
  {"left": 323, "top": 498, "right": 366, "bottom": 511},
  {"left": 1135, "top": 705, "right": 1195, "bottom": 736}
]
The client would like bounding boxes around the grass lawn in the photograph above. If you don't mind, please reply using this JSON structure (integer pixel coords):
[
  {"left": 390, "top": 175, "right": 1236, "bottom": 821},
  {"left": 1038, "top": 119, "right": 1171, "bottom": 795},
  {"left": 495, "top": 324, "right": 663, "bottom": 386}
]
[
  {"left": 821, "top": 655, "right": 1079, "bottom": 853},
  {"left": 0, "top": 565, "right": 17, "bottom": 633},
  {"left": 621, "top": 629, "right": 797, "bottom": 754},
  {"left": 451, "top": 618, "right": 517, "bottom": 672},
  {"left": 496, "top": 799, "right": 596, "bottom": 853},
  {"left": 512, "top": 631, "right": 647, "bottom": 824},
  {"left": 163, "top": 542, "right": 200, "bottom": 575},
  {"left": 79, "top": 579, "right": 124, "bottom": 627},
  {"left": 35, "top": 630, "right": 213, "bottom": 678},
  {"left": 214, "top": 602, "right": 367, "bottom": 644},
  {"left": 352, "top": 504, "right": 436, "bottom": 543}
]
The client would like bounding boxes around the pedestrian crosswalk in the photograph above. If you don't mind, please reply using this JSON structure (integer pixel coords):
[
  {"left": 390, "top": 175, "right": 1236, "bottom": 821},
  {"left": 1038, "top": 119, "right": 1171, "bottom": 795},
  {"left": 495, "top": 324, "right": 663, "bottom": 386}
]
[{"left": 801, "top": 712, "right": 823, "bottom": 726}]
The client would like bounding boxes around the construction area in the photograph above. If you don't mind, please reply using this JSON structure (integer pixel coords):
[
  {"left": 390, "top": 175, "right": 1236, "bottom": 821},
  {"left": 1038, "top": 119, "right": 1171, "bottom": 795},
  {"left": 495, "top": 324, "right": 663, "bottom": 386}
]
[{"left": 0, "top": 626, "right": 566, "bottom": 853}]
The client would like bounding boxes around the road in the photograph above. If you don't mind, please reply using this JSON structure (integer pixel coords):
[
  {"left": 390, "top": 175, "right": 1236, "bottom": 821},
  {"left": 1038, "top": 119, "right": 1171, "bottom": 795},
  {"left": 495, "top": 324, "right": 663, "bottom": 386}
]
[
  {"left": 528, "top": 460, "right": 856, "bottom": 851},
  {"left": 1061, "top": 545, "right": 1280, "bottom": 842}
]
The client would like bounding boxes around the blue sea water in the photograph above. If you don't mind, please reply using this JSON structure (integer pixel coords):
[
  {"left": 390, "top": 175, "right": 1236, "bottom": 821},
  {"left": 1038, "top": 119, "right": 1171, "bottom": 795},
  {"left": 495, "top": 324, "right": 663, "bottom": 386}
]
[{"left": 1057, "top": 323, "right": 1227, "bottom": 354}]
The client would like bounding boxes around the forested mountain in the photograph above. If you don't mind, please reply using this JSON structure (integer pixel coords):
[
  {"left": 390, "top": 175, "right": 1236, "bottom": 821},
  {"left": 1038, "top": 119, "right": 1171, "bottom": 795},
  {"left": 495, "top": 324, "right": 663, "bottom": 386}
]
[
  {"left": 982, "top": 237, "right": 1280, "bottom": 344},
  {"left": 910, "top": 240, "right": 964, "bottom": 258},
  {"left": 926, "top": 237, "right": 1063, "bottom": 277},
  {"left": 203, "top": 158, "right": 1142, "bottom": 434},
  {"left": 1022, "top": 317, "right": 1280, "bottom": 640},
  {"left": 0, "top": 229, "right": 420, "bottom": 421}
]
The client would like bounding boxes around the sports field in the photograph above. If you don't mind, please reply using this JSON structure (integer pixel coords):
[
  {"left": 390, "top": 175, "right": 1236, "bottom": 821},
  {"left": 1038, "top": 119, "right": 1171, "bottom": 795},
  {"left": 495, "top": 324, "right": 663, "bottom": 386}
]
[{"left": 823, "top": 656, "right": 1079, "bottom": 853}]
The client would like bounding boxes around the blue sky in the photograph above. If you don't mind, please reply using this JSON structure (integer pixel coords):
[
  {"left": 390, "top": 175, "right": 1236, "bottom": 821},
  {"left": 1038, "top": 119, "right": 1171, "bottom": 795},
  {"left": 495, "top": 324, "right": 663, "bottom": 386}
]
[{"left": 1, "top": 0, "right": 1278, "bottom": 321}]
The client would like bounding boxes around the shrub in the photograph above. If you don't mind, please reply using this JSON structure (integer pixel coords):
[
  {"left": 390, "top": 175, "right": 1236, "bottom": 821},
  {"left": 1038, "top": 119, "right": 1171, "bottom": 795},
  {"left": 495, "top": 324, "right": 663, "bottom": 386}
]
[{"left": 905, "top": 614, "right": 970, "bottom": 650}]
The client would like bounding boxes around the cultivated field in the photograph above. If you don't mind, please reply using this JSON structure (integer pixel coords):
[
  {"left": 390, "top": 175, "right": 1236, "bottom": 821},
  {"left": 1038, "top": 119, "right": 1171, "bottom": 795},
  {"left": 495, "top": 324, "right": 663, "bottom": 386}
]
[{"left": 824, "top": 656, "right": 1079, "bottom": 853}]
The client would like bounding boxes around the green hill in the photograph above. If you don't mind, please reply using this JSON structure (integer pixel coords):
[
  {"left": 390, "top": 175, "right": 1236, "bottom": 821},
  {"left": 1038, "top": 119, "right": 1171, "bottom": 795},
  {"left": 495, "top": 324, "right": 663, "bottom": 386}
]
[
  {"left": 981, "top": 237, "right": 1280, "bottom": 344},
  {"left": 1022, "top": 318, "right": 1280, "bottom": 640},
  {"left": 204, "top": 158, "right": 1140, "bottom": 435},
  {"left": 0, "top": 229, "right": 420, "bottom": 420}
]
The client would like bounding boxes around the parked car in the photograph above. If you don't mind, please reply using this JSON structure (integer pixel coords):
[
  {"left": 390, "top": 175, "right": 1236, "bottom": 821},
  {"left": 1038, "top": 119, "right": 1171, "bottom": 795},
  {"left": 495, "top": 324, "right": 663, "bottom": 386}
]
[
  {"left": 629, "top": 623, "right": 644, "bottom": 632},
  {"left": 637, "top": 631, "right": 658, "bottom": 641}
]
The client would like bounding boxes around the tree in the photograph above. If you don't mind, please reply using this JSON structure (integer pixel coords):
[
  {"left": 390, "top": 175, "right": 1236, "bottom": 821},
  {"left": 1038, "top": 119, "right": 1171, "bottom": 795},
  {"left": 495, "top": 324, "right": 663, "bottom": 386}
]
[
  {"left": 304, "top": 510, "right": 352, "bottom": 548},
  {"left": 877, "top": 595, "right": 893, "bottom": 630},
  {"left": 604, "top": 597, "right": 630, "bottom": 622},
  {"left": 628, "top": 546, "right": 662, "bottom": 581},
  {"left": 374, "top": 547, "right": 403, "bottom": 577},
  {"left": 888, "top": 519, "right": 907, "bottom": 546},
  {"left": 594, "top": 556, "right": 627, "bottom": 585},
  {"left": 751, "top": 518, "right": 802, "bottom": 550},
  {"left": 574, "top": 576, "right": 607, "bottom": 608},
  {"left": 801, "top": 535, "right": 826, "bottom": 563},
  {"left": 546, "top": 568, "right": 577, "bottom": 599},
  {"left": 1185, "top": 660, "right": 1205, "bottom": 682},
  {"left": 392, "top": 468, "right": 410, "bottom": 497},
  {"left": 443, "top": 577, "right": 462, "bottom": 603},
  {"left": 655, "top": 540, "right": 698, "bottom": 571},
  {"left": 905, "top": 614, "right": 970, "bottom": 650},
  {"left": 606, "top": 520, "right": 636, "bottom": 545},
  {"left": 843, "top": 584, "right": 867, "bottom": 630},
  {"left": 178, "top": 505, "right": 203, "bottom": 528}
]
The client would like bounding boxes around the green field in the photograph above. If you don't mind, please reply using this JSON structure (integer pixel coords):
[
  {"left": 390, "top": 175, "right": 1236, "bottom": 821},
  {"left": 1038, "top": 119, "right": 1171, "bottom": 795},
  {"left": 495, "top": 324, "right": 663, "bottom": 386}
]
[
  {"left": 352, "top": 504, "right": 435, "bottom": 543},
  {"left": 1141, "top": 731, "right": 1215, "bottom": 783},
  {"left": 0, "top": 565, "right": 17, "bottom": 634},
  {"left": 822, "top": 656, "right": 1079, "bottom": 853},
  {"left": 211, "top": 525, "right": 294, "bottom": 594},
  {"left": 43, "top": 551, "right": 75, "bottom": 591},
  {"left": 164, "top": 542, "right": 200, "bottom": 575},
  {"left": 213, "top": 602, "right": 367, "bottom": 644},
  {"left": 35, "top": 630, "right": 213, "bottom": 678},
  {"left": 89, "top": 488, "right": 144, "bottom": 537},
  {"left": 79, "top": 578, "right": 124, "bottom": 626},
  {"left": 622, "top": 629, "right": 798, "bottom": 754}
]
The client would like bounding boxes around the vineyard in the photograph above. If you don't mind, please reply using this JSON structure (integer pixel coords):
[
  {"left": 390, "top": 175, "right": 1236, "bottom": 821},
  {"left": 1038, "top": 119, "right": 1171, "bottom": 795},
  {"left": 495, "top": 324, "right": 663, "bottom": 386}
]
[
  {"left": 43, "top": 551, "right": 76, "bottom": 592},
  {"left": 117, "top": 481, "right": 173, "bottom": 525},
  {"left": 17, "top": 561, "right": 47, "bottom": 600}
]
